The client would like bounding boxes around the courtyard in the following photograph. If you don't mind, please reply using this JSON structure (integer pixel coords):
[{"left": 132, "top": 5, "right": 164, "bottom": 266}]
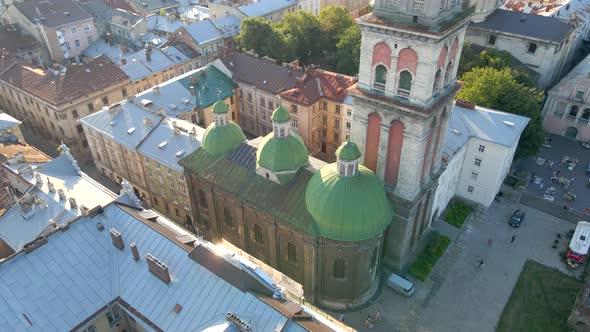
[
  {"left": 518, "top": 134, "right": 590, "bottom": 215},
  {"left": 338, "top": 199, "right": 581, "bottom": 332}
]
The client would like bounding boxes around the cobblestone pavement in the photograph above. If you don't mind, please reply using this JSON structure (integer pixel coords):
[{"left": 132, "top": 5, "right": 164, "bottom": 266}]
[
  {"left": 518, "top": 133, "right": 590, "bottom": 214},
  {"left": 337, "top": 199, "right": 580, "bottom": 332}
]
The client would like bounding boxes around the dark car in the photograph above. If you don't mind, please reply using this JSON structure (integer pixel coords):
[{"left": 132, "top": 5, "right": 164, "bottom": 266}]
[{"left": 509, "top": 210, "right": 525, "bottom": 227}]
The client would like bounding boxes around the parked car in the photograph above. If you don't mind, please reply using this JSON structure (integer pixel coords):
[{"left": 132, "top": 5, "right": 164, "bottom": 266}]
[
  {"left": 509, "top": 209, "right": 526, "bottom": 227},
  {"left": 386, "top": 273, "right": 414, "bottom": 297}
]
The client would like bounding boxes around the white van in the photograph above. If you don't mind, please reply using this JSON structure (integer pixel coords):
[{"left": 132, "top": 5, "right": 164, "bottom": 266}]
[{"left": 386, "top": 273, "right": 415, "bottom": 297}]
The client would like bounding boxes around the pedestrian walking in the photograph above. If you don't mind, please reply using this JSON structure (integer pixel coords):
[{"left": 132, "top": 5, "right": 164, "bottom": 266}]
[
  {"left": 480, "top": 259, "right": 484, "bottom": 267},
  {"left": 369, "top": 321, "right": 374, "bottom": 329},
  {"left": 374, "top": 308, "right": 381, "bottom": 323},
  {"left": 548, "top": 137, "right": 552, "bottom": 145},
  {"left": 339, "top": 313, "right": 344, "bottom": 321},
  {"left": 364, "top": 315, "right": 372, "bottom": 328},
  {"left": 511, "top": 235, "right": 516, "bottom": 243}
]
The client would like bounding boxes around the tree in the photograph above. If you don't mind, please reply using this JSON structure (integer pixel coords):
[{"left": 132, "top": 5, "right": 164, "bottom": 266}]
[
  {"left": 318, "top": 6, "right": 354, "bottom": 53},
  {"left": 235, "top": 17, "right": 290, "bottom": 62},
  {"left": 457, "top": 67, "right": 545, "bottom": 158},
  {"left": 335, "top": 24, "right": 361, "bottom": 75},
  {"left": 274, "top": 11, "right": 321, "bottom": 62}
]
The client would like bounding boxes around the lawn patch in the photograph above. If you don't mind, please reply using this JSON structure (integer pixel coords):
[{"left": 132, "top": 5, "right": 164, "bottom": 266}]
[
  {"left": 443, "top": 199, "right": 474, "bottom": 228},
  {"left": 497, "top": 260, "right": 583, "bottom": 332},
  {"left": 408, "top": 231, "right": 451, "bottom": 281}
]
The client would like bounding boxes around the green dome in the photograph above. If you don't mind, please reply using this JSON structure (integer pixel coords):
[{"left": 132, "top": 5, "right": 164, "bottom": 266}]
[
  {"left": 305, "top": 164, "right": 393, "bottom": 241},
  {"left": 336, "top": 140, "right": 361, "bottom": 161},
  {"left": 271, "top": 104, "right": 291, "bottom": 123},
  {"left": 201, "top": 121, "right": 246, "bottom": 155},
  {"left": 212, "top": 100, "right": 228, "bottom": 114},
  {"left": 256, "top": 132, "right": 308, "bottom": 171}
]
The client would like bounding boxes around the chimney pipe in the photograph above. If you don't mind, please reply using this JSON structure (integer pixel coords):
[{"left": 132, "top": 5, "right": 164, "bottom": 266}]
[
  {"left": 110, "top": 228, "right": 125, "bottom": 250},
  {"left": 130, "top": 242, "right": 140, "bottom": 261},
  {"left": 189, "top": 85, "right": 195, "bottom": 96},
  {"left": 145, "top": 46, "right": 152, "bottom": 62}
]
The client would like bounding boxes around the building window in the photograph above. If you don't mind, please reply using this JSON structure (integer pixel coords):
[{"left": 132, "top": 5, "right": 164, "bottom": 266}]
[
  {"left": 102, "top": 96, "right": 109, "bottom": 106},
  {"left": 478, "top": 145, "right": 485, "bottom": 152},
  {"left": 198, "top": 189, "right": 207, "bottom": 209},
  {"left": 268, "top": 100, "right": 274, "bottom": 110},
  {"left": 347, "top": 109, "right": 352, "bottom": 116},
  {"left": 471, "top": 171, "right": 478, "bottom": 180},
  {"left": 322, "top": 116, "right": 327, "bottom": 125},
  {"left": 487, "top": 35, "right": 496, "bottom": 45},
  {"left": 527, "top": 43, "right": 537, "bottom": 54},
  {"left": 334, "top": 132, "right": 339, "bottom": 142},
  {"left": 83, "top": 23, "right": 91, "bottom": 31},
  {"left": 253, "top": 224, "right": 263, "bottom": 243},
  {"left": 474, "top": 158, "right": 482, "bottom": 167},
  {"left": 122, "top": 88, "right": 128, "bottom": 97},
  {"left": 399, "top": 70, "right": 412, "bottom": 91},
  {"left": 334, "top": 119, "right": 340, "bottom": 129},
  {"left": 374, "top": 65, "right": 387, "bottom": 91},
  {"left": 291, "top": 118, "right": 298, "bottom": 128},
  {"left": 70, "top": 26, "right": 78, "bottom": 35},
  {"left": 287, "top": 242, "right": 297, "bottom": 262},
  {"left": 291, "top": 104, "right": 298, "bottom": 114},
  {"left": 346, "top": 121, "right": 351, "bottom": 129},
  {"left": 248, "top": 104, "right": 253, "bottom": 115},
  {"left": 333, "top": 259, "right": 346, "bottom": 279},
  {"left": 223, "top": 207, "right": 233, "bottom": 227},
  {"left": 106, "top": 307, "right": 121, "bottom": 327},
  {"left": 321, "top": 101, "right": 328, "bottom": 110},
  {"left": 77, "top": 124, "right": 83, "bottom": 133},
  {"left": 71, "top": 109, "right": 79, "bottom": 119},
  {"left": 65, "top": 42, "right": 71, "bottom": 50},
  {"left": 335, "top": 105, "right": 341, "bottom": 114},
  {"left": 247, "top": 93, "right": 252, "bottom": 102},
  {"left": 87, "top": 103, "right": 94, "bottom": 112},
  {"left": 575, "top": 90, "right": 584, "bottom": 100},
  {"left": 467, "top": 185, "right": 474, "bottom": 193},
  {"left": 259, "top": 96, "right": 265, "bottom": 106}
]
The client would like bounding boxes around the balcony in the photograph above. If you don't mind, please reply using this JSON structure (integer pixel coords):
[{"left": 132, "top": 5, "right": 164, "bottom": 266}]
[
  {"left": 578, "top": 118, "right": 589, "bottom": 126},
  {"left": 565, "top": 115, "right": 576, "bottom": 122},
  {"left": 373, "top": 82, "right": 385, "bottom": 93},
  {"left": 397, "top": 89, "right": 410, "bottom": 98}
]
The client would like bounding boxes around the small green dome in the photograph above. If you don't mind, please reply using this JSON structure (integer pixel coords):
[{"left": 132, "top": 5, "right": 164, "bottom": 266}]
[
  {"left": 212, "top": 100, "right": 228, "bottom": 114},
  {"left": 305, "top": 164, "right": 393, "bottom": 241},
  {"left": 256, "top": 132, "right": 308, "bottom": 171},
  {"left": 271, "top": 104, "right": 291, "bottom": 123},
  {"left": 336, "top": 140, "right": 361, "bottom": 161},
  {"left": 201, "top": 121, "right": 246, "bottom": 155}
]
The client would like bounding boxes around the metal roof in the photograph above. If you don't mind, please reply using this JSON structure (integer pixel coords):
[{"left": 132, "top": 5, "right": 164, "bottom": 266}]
[
  {"left": 0, "top": 203, "right": 308, "bottom": 331},
  {"left": 470, "top": 9, "right": 573, "bottom": 43},
  {"left": 238, "top": 0, "right": 297, "bottom": 17},
  {"left": 443, "top": 102, "right": 530, "bottom": 161},
  {"left": 0, "top": 113, "right": 21, "bottom": 132},
  {"left": 183, "top": 18, "right": 224, "bottom": 45},
  {"left": 14, "top": 0, "right": 92, "bottom": 27},
  {"left": 120, "top": 47, "right": 187, "bottom": 82}
]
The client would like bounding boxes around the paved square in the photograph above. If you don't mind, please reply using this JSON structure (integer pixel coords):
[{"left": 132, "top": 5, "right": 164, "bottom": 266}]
[
  {"left": 337, "top": 199, "right": 581, "bottom": 332},
  {"left": 518, "top": 134, "right": 590, "bottom": 213}
]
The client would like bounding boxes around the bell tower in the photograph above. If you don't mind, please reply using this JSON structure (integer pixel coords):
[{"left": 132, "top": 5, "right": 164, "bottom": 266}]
[{"left": 350, "top": 0, "right": 473, "bottom": 269}]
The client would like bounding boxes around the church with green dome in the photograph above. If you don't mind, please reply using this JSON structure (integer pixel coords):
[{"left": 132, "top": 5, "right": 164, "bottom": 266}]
[{"left": 180, "top": 104, "right": 393, "bottom": 309}]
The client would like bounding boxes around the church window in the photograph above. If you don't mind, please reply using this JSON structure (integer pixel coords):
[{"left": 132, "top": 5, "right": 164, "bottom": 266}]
[
  {"left": 198, "top": 189, "right": 207, "bottom": 209},
  {"left": 287, "top": 242, "right": 297, "bottom": 262},
  {"left": 223, "top": 207, "right": 234, "bottom": 227},
  {"left": 399, "top": 70, "right": 412, "bottom": 91},
  {"left": 444, "top": 61, "right": 453, "bottom": 85},
  {"left": 253, "top": 224, "right": 263, "bottom": 244},
  {"left": 333, "top": 259, "right": 346, "bottom": 279},
  {"left": 339, "top": 163, "right": 345, "bottom": 175},
  {"left": 433, "top": 69, "right": 442, "bottom": 94},
  {"left": 374, "top": 65, "right": 387, "bottom": 91},
  {"left": 347, "top": 163, "right": 355, "bottom": 176}
]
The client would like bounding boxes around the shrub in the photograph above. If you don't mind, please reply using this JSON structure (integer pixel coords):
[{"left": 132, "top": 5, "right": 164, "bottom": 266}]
[
  {"left": 408, "top": 232, "right": 451, "bottom": 281},
  {"left": 443, "top": 200, "right": 474, "bottom": 228}
]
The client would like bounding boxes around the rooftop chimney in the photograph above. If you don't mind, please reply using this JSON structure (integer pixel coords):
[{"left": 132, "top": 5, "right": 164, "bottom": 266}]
[
  {"left": 146, "top": 253, "right": 171, "bottom": 283},
  {"left": 189, "top": 85, "right": 195, "bottom": 96},
  {"left": 68, "top": 197, "right": 77, "bottom": 209},
  {"left": 226, "top": 312, "right": 252, "bottom": 332},
  {"left": 121, "top": 58, "right": 127, "bottom": 65},
  {"left": 153, "top": 85, "right": 160, "bottom": 95},
  {"left": 34, "top": 173, "right": 43, "bottom": 187},
  {"left": 455, "top": 99, "right": 476, "bottom": 110},
  {"left": 47, "top": 178, "right": 55, "bottom": 192},
  {"left": 144, "top": 117, "right": 153, "bottom": 126},
  {"left": 189, "top": 127, "right": 197, "bottom": 141},
  {"left": 130, "top": 242, "right": 140, "bottom": 261},
  {"left": 57, "top": 189, "right": 66, "bottom": 201},
  {"left": 110, "top": 228, "right": 125, "bottom": 250},
  {"left": 145, "top": 46, "right": 152, "bottom": 62},
  {"left": 23, "top": 236, "right": 48, "bottom": 254}
]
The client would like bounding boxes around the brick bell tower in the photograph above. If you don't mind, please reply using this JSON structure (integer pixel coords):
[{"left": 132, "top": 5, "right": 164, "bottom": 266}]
[{"left": 350, "top": 0, "right": 473, "bottom": 270}]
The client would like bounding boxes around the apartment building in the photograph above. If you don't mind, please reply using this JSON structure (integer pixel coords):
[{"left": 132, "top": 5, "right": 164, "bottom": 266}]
[
  {"left": 135, "top": 65, "right": 238, "bottom": 128},
  {"left": 167, "top": 19, "right": 225, "bottom": 65},
  {"left": 298, "top": 0, "right": 372, "bottom": 18},
  {"left": 542, "top": 53, "right": 590, "bottom": 141},
  {"left": 279, "top": 69, "right": 357, "bottom": 162},
  {"left": 1, "top": 0, "right": 100, "bottom": 63},
  {"left": 0, "top": 55, "right": 131, "bottom": 159},
  {"left": 120, "top": 45, "right": 193, "bottom": 95},
  {"left": 216, "top": 52, "right": 303, "bottom": 137},
  {"left": 77, "top": 0, "right": 147, "bottom": 45},
  {"left": 81, "top": 100, "right": 206, "bottom": 225}
]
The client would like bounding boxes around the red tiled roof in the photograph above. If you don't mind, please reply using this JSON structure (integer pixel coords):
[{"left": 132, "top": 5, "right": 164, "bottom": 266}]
[
  {"left": 0, "top": 55, "right": 129, "bottom": 106},
  {"left": 279, "top": 69, "right": 356, "bottom": 106}
]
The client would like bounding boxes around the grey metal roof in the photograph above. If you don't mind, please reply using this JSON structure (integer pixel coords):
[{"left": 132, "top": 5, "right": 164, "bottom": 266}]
[
  {"left": 0, "top": 112, "right": 21, "bottom": 131},
  {"left": 221, "top": 52, "right": 302, "bottom": 94},
  {"left": 14, "top": 0, "right": 92, "bottom": 27},
  {"left": 238, "top": 0, "right": 297, "bottom": 17},
  {"left": 470, "top": 9, "right": 573, "bottom": 43},
  {"left": 0, "top": 203, "right": 305, "bottom": 331},
  {"left": 183, "top": 18, "right": 224, "bottom": 45}
]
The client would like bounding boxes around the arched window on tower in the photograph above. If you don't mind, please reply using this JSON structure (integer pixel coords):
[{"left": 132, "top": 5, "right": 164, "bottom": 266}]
[
  {"left": 568, "top": 105, "right": 579, "bottom": 120},
  {"left": 374, "top": 65, "right": 387, "bottom": 92},
  {"left": 253, "top": 224, "right": 263, "bottom": 244},
  {"left": 223, "top": 206, "right": 233, "bottom": 228},
  {"left": 333, "top": 259, "right": 346, "bottom": 279},
  {"left": 398, "top": 70, "right": 412, "bottom": 97},
  {"left": 433, "top": 69, "right": 442, "bottom": 95},
  {"left": 198, "top": 189, "right": 208, "bottom": 209},
  {"left": 369, "top": 246, "right": 378, "bottom": 273},
  {"left": 444, "top": 61, "right": 453, "bottom": 85}
]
